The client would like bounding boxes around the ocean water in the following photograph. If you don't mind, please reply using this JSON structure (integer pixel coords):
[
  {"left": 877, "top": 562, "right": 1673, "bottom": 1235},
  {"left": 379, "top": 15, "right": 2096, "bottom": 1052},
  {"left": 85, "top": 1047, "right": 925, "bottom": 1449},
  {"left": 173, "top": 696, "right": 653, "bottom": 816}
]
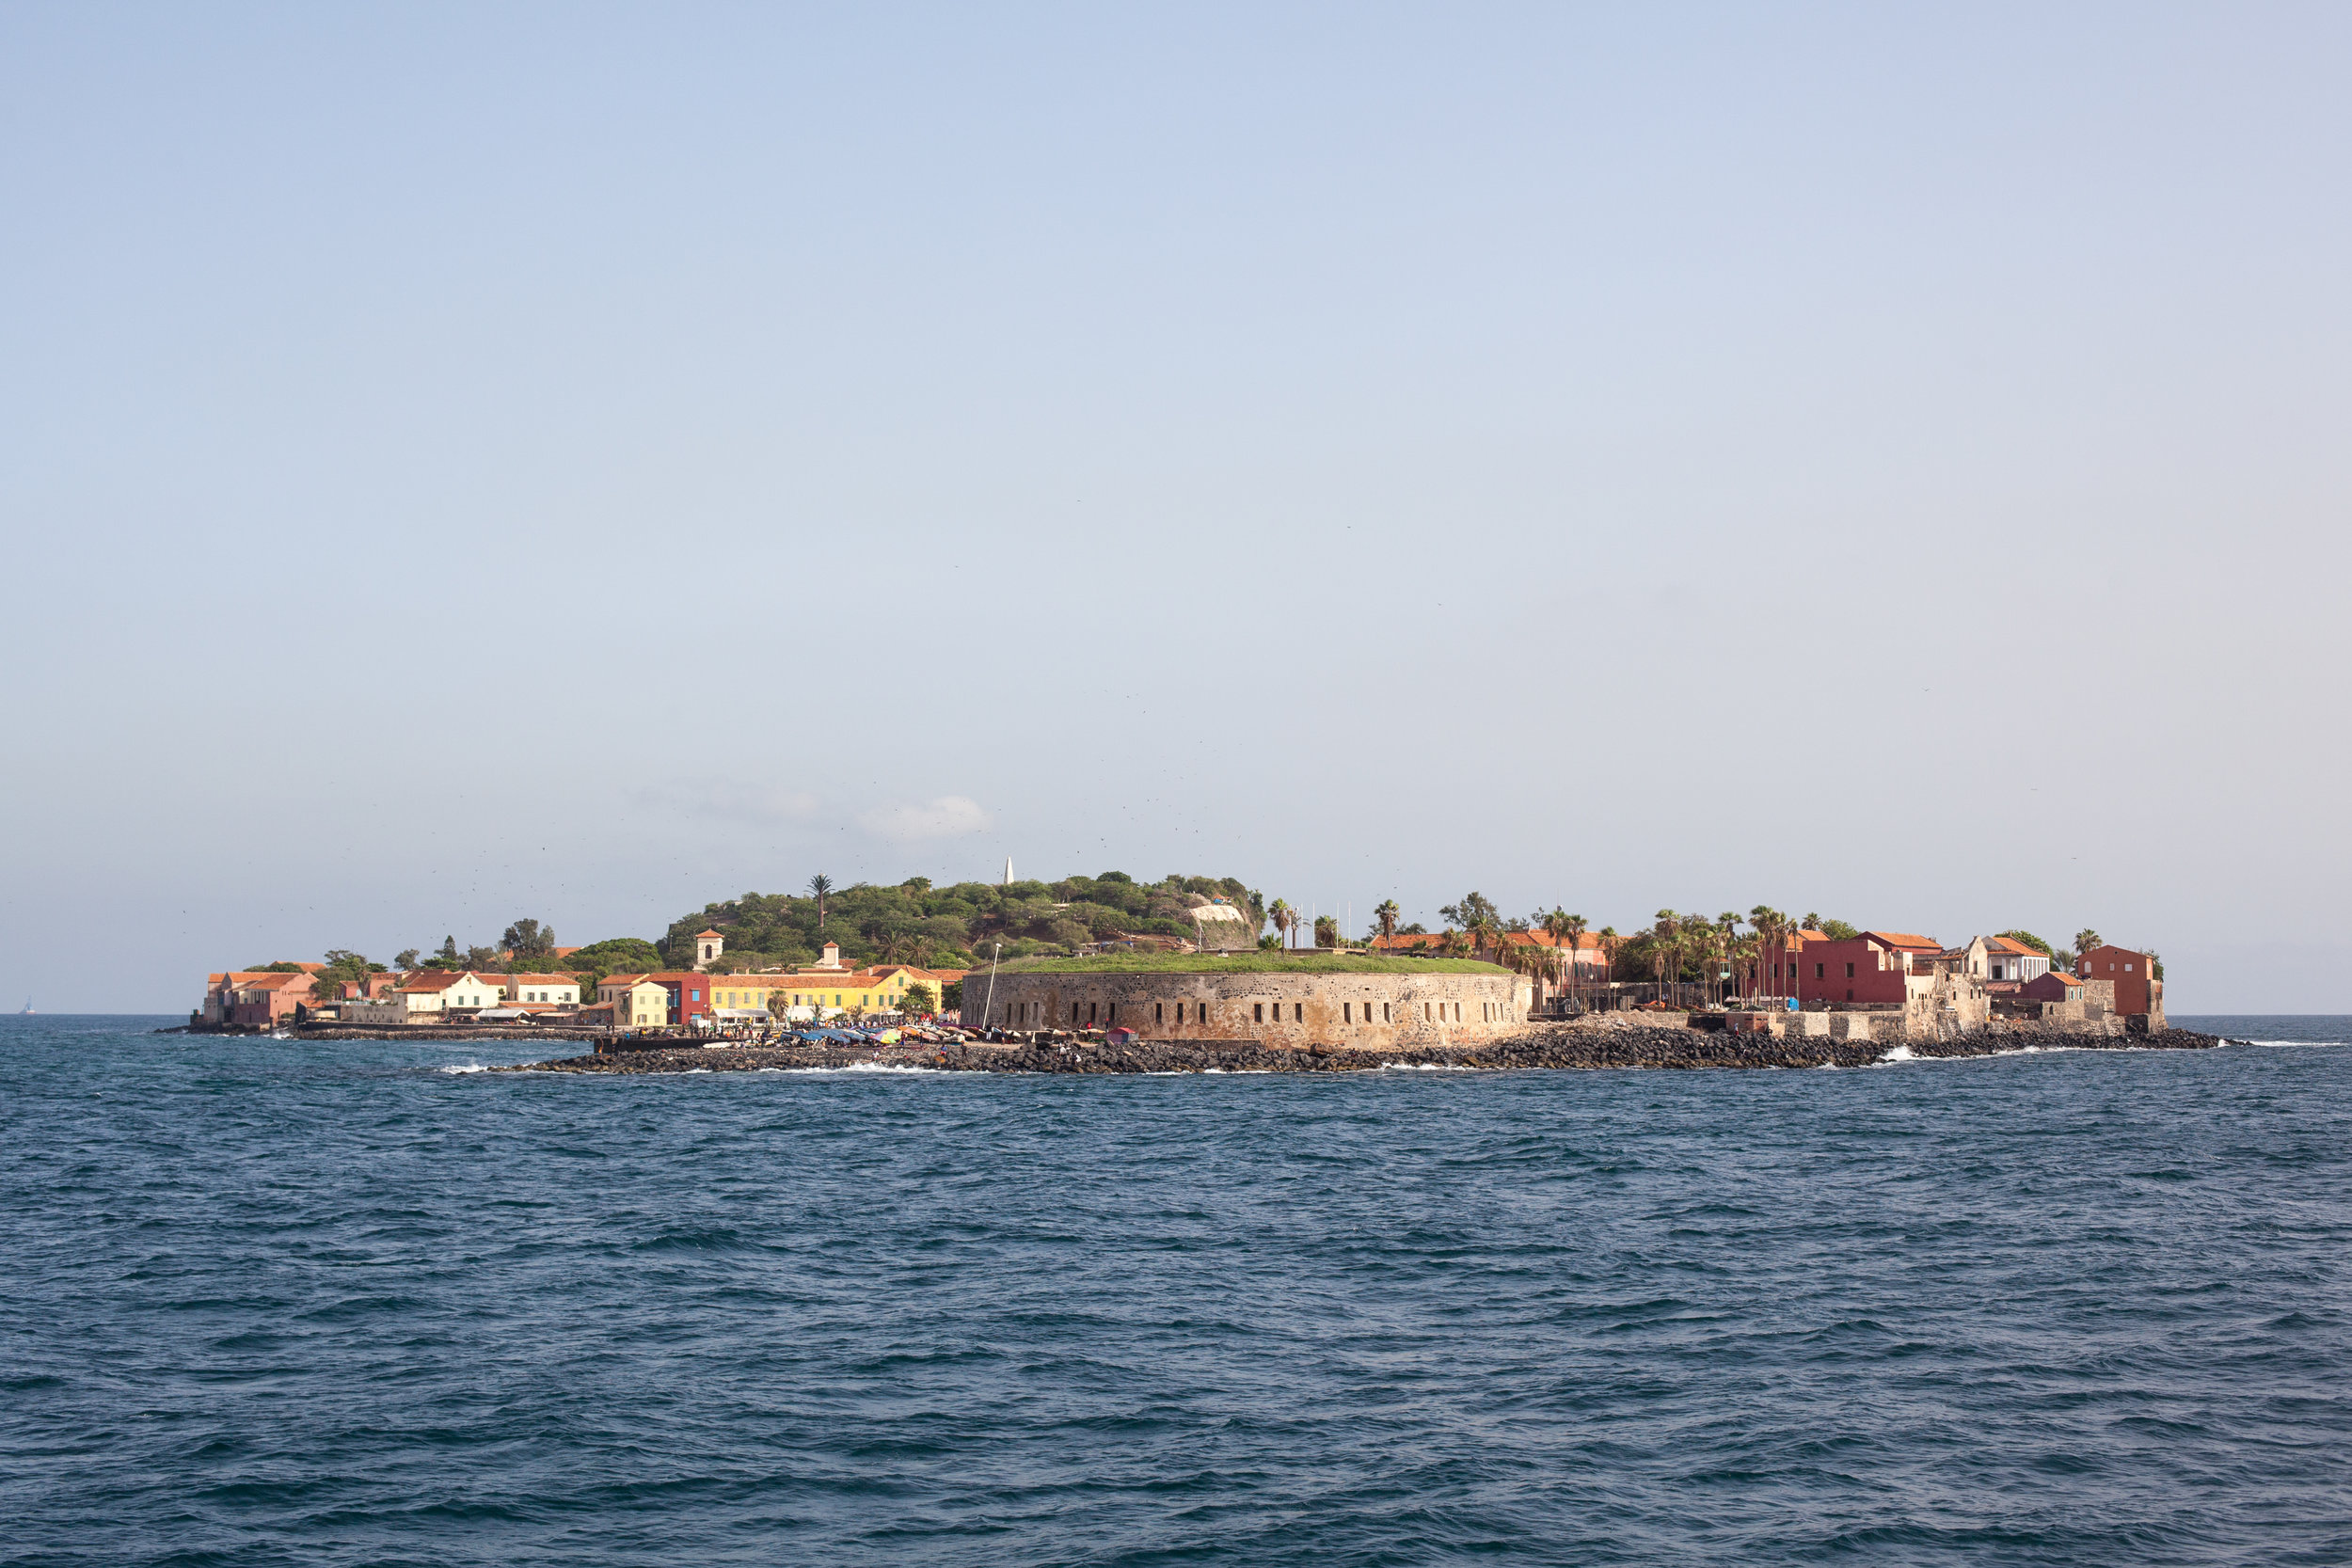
[{"left": 3, "top": 1015, "right": 2348, "bottom": 1567}]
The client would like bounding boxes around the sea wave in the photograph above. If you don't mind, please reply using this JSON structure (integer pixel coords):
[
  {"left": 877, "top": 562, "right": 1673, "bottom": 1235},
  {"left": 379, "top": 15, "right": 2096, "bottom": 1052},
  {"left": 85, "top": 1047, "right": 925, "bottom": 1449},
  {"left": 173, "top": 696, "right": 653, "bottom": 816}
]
[{"left": 8, "top": 1015, "right": 2352, "bottom": 1565}]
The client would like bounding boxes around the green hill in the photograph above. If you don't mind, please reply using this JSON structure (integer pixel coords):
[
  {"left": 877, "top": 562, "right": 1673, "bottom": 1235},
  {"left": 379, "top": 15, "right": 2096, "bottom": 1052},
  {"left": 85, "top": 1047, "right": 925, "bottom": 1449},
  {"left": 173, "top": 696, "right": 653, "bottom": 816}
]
[{"left": 660, "top": 871, "right": 1264, "bottom": 973}]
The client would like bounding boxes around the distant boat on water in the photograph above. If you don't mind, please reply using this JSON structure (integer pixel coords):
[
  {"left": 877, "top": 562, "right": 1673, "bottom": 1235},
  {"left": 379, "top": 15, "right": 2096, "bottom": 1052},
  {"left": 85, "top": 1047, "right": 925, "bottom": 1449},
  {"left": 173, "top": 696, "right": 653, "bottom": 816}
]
[{"left": 17, "top": 998, "right": 32, "bottom": 1014}]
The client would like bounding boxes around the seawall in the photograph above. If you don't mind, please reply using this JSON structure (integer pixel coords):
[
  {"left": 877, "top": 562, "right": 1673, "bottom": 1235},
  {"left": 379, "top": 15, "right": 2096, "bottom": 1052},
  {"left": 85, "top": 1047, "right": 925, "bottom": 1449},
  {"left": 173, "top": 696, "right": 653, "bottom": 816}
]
[{"left": 501, "top": 1022, "right": 2228, "bottom": 1076}]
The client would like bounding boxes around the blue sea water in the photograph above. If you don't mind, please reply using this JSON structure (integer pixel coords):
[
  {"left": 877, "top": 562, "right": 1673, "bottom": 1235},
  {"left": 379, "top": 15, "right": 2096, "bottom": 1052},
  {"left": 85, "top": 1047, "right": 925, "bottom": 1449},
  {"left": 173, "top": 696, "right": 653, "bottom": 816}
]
[{"left": 3, "top": 1016, "right": 2348, "bottom": 1567}]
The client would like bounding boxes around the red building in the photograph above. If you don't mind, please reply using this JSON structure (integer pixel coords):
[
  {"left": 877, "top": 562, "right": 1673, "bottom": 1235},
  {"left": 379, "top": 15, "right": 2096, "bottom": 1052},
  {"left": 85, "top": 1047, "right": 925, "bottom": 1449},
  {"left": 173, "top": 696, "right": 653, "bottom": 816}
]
[
  {"left": 655, "top": 973, "right": 715, "bottom": 1028},
  {"left": 1790, "top": 931, "right": 1943, "bottom": 1006},
  {"left": 2076, "top": 945, "right": 2159, "bottom": 1016},
  {"left": 2021, "top": 972, "right": 2085, "bottom": 1005},
  {"left": 1740, "top": 928, "right": 1829, "bottom": 998}
]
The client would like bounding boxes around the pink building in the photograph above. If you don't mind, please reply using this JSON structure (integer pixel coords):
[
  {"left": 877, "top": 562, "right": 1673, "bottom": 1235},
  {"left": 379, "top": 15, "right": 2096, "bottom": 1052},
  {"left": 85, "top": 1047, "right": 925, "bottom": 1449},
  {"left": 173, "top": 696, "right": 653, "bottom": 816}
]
[
  {"left": 200, "top": 967, "right": 324, "bottom": 1025},
  {"left": 1790, "top": 931, "right": 1944, "bottom": 1006},
  {"left": 225, "top": 972, "right": 318, "bottom": 1026},
  {"left": 1740, "top": 929, "right": 1829, "bottom": 998}
]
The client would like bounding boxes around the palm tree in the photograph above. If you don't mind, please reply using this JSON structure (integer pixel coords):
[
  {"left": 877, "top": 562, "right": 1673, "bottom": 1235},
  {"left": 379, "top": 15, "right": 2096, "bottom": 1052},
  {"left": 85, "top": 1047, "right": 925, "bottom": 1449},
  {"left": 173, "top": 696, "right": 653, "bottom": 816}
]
[
  {"left": 1651, "top": 910, "right": 1680, "bottom": 999},
  {"left": 1467, "top": 912, "right": 1503, "bottom": 961},
  {"left": 1269, "top": 899, "right": 1294, "bottom": 950},
  {"left": 1563, "top": 913, "right": 1589, "bottom": 988},
  {"left": 1598, "top": 927, "right": 1622, "bottom": 988},
  {"left": 1728, "top": 928, "right": 1757, "bottom": 1001},
  {"left": 807, "top": 873, "right": 834, "bottom": 931},
  {"left": 1375, "top": 899, "right": 1401, "bottom": 944},
  {"left": 1686, "top": 920, "right": 1717, "bottom": 1005},
  {"left": 2074, "top": 928, "right": 2103, "bottom": 973},
  {"left": 1749, "top": 905, "right": 1783, "bottom": 998},
  {"left": 871, "top": 925, "right": 915, "bottom": 966},
  {"left": 1716, "top": 912, "right": 1740, "bottom": 1003},
  {"left": 1540, "top": 908, "right": 1576, "bottom": 996},
  {"left": 1440, "top": 927, "right": 1472, "bottom": 958}
]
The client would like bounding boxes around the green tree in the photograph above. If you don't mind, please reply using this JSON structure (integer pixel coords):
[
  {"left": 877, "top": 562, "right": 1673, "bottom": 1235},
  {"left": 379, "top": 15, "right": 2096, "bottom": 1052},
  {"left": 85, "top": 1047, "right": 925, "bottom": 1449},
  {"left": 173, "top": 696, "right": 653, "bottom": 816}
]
[
  {"left": 1819, "top": 919, "right": 1860, "bottom": 942},
  {"left": 394, "top": 948, "right": 421, "bottom": 971},
  {"left": 808, "top": 873, "right": 834, "bottom": 930},
  {"left": 865, "top": 919, "right": 918, "bottom": 965},
  {"left": 435, "top": 935, "right": 458, "bottom": 967},
  {"left": 501, "top": 919, "right": 554, "bottom": 960},
  {"left": 1652, "top": 911, "right": 1681, "bottom": 990},
  {"left": 1749, "top": 906, "right": 1786, "bottom": 997},
  {"left": 1313, "top": 915, "right": 1339, "bottom": 948},
  {"left": 1998, "top": 929, "right": 2054, "bottom": 958},
  {"left": 319, "top": 950, "right": 381, "bottom": 994},
  {"left": 1374, "top": 899, "right": 1401, "bottom": 942},
  {"left": 2074, "top": 927, "right": 2104, "bottom": 962},
  {"left": 1467, "top": 911, "right": 1504, "bottom": 960},
  {"left": 901, "top": 980, "right": 940, "bottom": 1016},
  {"left": 1269, "top": 899, "right": 1294, "bottom": 950},
  {"left": 1439, "top": 892, "right": 1501, "bottom": 930}
]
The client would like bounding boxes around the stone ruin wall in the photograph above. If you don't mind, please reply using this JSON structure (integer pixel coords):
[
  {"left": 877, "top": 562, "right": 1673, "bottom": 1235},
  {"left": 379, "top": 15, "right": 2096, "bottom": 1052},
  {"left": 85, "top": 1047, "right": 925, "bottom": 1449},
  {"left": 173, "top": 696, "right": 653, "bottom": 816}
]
[{"left": 970, "top": 970, "right": 1524, "bottom": 1051}]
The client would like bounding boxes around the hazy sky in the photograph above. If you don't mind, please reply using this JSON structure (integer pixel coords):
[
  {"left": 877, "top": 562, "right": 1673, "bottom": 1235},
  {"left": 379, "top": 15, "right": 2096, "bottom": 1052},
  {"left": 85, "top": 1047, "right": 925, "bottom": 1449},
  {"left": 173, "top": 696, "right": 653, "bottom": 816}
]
[{"left": 5, "top": 4, "right": 2346, "bottom": 1012}]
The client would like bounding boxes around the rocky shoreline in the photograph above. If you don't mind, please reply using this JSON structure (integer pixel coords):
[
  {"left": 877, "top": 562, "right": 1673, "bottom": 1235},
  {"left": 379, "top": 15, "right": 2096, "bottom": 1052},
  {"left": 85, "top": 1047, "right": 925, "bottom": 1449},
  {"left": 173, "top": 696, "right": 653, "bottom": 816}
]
[{"left": 497, "top": 1022, "right": 2231, "bottom": 1077}]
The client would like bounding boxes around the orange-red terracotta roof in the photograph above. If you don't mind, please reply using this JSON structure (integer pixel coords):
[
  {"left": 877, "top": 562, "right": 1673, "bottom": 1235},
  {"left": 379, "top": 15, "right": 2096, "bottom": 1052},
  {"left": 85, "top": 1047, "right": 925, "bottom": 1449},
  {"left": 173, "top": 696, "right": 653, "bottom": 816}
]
[{"left": 1866, "top": 931, "right": 1942, "bottom": 953}]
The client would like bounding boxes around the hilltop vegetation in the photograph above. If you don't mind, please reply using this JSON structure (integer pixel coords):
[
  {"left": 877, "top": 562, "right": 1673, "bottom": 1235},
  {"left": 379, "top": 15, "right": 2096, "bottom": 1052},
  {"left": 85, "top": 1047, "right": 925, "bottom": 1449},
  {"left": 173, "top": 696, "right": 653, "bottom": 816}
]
[{"left": 660, "top": 872, "right": 1264, "bottom": 973}]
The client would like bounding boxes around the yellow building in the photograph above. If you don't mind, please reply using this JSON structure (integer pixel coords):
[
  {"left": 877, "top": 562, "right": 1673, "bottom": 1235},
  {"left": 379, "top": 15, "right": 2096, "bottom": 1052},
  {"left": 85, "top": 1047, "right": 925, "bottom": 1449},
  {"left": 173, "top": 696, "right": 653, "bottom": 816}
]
[
  {"left": 701, "top": 949, "right": 948, "bottom": 1021},
  {"left": 597, "top": 975, "right": 673, "bottom": 1028}
]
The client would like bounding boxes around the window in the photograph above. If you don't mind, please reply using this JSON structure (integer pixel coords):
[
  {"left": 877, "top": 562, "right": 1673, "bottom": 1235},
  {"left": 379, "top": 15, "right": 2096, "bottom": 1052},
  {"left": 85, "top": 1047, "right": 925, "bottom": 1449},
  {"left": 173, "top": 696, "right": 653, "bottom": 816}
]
[
  {"left": 1295, "top": 1003, "right": 1303, "bottom": 1022},
  {"left": 2124, "top": 963, "right": 2133, "bottom": 972},
  {"left": 1254, "top": 1003, "right": 1263, "bottom": 1022},
  {"left": 1343, "top": 1003, "right": 1352, "bottom": 1023},
  {"left": 1383, "top": 1003, "right": 1391, "bottom": 1022},
  {"left": 1815, "top": 963, "right": 1824, "bottom": 979},
  {"left": 1845, "top": 962, "right": 1855, "bottom": 979},
  {"left": 1155, "top": 1003, "right": 1164, "bottom": 1022}
]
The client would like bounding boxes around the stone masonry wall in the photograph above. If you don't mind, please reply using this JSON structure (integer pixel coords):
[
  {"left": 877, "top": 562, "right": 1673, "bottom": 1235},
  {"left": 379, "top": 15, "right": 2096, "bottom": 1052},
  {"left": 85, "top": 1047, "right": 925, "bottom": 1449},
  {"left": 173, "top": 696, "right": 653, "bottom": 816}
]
[{"left": 970, "top": 970, "right": 1523, "bottom": 1051}]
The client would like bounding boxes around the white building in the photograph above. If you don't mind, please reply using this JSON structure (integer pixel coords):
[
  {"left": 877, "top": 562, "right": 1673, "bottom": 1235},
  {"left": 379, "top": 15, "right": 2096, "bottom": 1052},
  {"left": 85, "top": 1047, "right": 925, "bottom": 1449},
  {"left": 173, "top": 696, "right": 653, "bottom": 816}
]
[
  {"left": 339, "top": 970, "right": 502, "bottom": 1024},
  {"left": 1977, "top": 936, "right": 2051, "bottom": 983}
]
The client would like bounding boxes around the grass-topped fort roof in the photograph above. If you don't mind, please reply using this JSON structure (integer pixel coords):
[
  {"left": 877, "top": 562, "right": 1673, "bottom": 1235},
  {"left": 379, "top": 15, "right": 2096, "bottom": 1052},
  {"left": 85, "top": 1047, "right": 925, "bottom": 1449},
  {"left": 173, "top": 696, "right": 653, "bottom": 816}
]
[{"left": 993, "top": 953, "right": 1513, "bottom": 975}]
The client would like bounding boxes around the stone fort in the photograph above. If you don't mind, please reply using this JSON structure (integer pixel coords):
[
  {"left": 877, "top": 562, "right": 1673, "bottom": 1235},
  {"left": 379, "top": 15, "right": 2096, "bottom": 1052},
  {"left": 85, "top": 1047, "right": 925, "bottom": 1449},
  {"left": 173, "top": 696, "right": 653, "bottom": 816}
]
[{"left": 968, "top": 961, "right": 1533, "bottom": 1050}]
